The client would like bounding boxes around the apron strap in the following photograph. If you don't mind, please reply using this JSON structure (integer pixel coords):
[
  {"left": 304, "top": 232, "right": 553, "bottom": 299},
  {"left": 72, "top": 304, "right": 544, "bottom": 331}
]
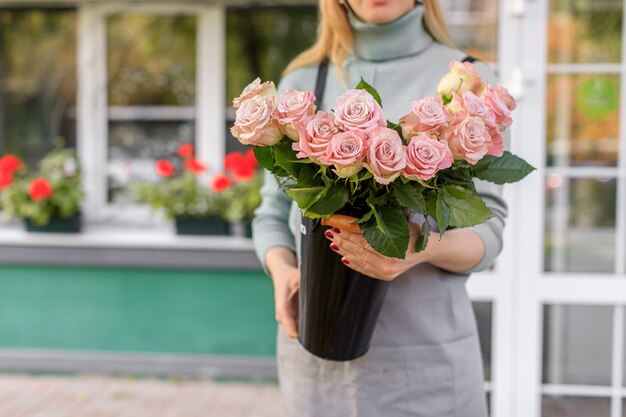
[
  {"left": 462, "top": 55, "right": 478, "bottom": 63},
  {"left": 314, "top": 57, "right": 329, "bottom": 109}
]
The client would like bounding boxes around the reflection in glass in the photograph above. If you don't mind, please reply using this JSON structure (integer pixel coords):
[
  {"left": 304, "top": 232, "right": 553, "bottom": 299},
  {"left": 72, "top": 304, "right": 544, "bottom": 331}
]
[
  {"left": 108, "top": 120, "right": 195, "bottom": 203},
  {"left": 226, "top": 7, "right": 318, "bottom": 106},
  {"left": 542, "top": 305, "right": 613, "bottom": 386},
  {"left": 446, "top": 0, "right": 498, "bottom": 62},
  {"left": 106, "top": 15, "right": 196, "bottom": 203},
  {"left": 548, "top": 0, "right": 622, "bottom": 64},
  {"left": 473, "top": 301, "right": 492, "bottom": 381},
  {"left": 544, "top": 177, "right": 616, "bottom": 273},
  {"left": 107, "top": 15, "right": 196, "bottom": 106},
  {"left": 0, "top": 10, "right": 77, "bottom": 164},
  {"left": 542, "top": 396, "right": 610, "bottom": 417},
  {"left": 546, "top": 74, "right": 620, "bottom": 167}
]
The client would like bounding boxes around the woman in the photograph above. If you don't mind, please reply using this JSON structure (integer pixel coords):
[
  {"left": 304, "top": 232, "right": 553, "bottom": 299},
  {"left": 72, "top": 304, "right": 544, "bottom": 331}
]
[{"left": 252, "top": 1, "right": 507, "bottom": 416}]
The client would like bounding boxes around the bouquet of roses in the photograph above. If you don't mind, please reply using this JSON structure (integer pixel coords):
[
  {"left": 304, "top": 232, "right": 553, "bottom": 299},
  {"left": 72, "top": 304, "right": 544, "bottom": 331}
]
[{"left": 231, "top": 61, "right": 534, "bottom": 259}]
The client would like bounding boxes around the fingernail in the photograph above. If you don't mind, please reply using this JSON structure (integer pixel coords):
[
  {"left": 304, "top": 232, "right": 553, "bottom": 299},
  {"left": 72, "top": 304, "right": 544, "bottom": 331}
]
[
  {"left": 332, "top": 227, "right": 341, "bottom": 234},
  {"left": 324, "top": 230, "right": 334, "bottom": 239},
  {"left": 341, "top": 258, "right": 349, "bottom": 265},
  {"left": 330, "top": 243, "right": 339, "bottom": 251}
]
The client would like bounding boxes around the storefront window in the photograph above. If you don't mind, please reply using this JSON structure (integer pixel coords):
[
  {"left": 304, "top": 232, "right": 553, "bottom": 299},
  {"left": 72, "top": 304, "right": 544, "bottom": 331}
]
[
  {"left": 446, "top": 0, "right": 498, "bottom": 62},
  {"left": 548, "top": 0, "right": 622, "bottom": 64},
  {"left": 544, "top": 177, "right": 616, "bottom": 273},
  {"left": 0, "top": 9, "right": 76, "bottom": 165},
  {"left": 106, "top": 14, "right": 196, "bottom": 203}
]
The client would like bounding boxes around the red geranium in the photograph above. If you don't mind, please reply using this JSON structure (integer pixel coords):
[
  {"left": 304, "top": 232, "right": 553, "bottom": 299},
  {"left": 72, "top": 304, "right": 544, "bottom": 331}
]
[
  {"left": 177, "top": 143, "right": 195, "bottom": 158},
  {"left": 224, "top": 151, "right": 255, "bottom": 181},
  {"left": 155, "top": 159, "right": 176, "bottom": 177},
  {"left": 211, "top": 173, "right": 232, "bottom": 192},
  {"left": 244, "top": 148, "right": 257, "bottom": 167},
  {"left": 0, "top": 154, "right": 23, "bottom": 175},
  {"left": 0, "top": 172, "right": 13, "bottom": 190},
  {"left": 29, "top": 177, "right": 53, "bottom": 201},
  {"left": 184, "top": 157, "right": 206, "bottom": 174}
]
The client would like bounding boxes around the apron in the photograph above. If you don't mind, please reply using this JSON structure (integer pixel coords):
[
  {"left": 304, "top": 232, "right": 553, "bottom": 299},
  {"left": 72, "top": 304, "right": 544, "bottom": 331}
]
[{"left": 277, "top": 204, "right": 489, "bottom": 417}]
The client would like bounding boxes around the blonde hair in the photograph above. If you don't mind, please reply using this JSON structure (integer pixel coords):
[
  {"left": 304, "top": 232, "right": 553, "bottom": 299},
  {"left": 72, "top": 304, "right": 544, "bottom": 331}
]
[{"left": 283, "top": 0, "right": 455, "bottom": 79}]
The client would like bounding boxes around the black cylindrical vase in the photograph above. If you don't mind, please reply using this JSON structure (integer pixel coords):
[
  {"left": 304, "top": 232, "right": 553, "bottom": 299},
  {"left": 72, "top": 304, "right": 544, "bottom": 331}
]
[{"left": 298, "top": 212, "right": 390, "bottom": 361}]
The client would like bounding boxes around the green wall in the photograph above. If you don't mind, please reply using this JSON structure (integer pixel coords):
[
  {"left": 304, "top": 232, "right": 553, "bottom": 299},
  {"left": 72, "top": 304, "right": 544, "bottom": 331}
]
[{"left": 0, "top": 265, "right": 277, "bottom": 356}]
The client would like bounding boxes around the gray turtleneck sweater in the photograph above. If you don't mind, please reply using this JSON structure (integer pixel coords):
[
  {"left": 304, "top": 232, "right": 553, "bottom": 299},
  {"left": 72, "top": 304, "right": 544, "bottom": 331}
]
[{"left": 252, "top": 6, "right": 507, "bottom": 276}]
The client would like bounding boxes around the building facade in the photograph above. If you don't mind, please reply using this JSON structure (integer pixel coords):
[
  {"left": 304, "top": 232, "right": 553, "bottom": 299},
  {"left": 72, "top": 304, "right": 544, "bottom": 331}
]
[{"left": 0, "top": 1, "right": 623, "bottom": 416}]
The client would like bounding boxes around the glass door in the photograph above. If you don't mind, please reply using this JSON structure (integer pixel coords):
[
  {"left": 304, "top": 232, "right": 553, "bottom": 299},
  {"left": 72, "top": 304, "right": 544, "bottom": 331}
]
[{"left": 516, "top": 1, "right": 626, "bottom": 416}]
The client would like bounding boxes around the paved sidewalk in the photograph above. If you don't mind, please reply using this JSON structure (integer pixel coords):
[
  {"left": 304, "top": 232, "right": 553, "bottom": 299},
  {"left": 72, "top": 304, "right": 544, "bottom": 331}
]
[{"left": 0, "top": 374, "right": 284, "bottom": 417}]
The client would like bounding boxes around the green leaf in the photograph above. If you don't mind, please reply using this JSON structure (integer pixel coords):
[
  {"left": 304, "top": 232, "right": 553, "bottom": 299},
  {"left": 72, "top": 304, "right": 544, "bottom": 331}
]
[
  {"left": 414, "top": 218, "right": 431, "bottom": 253},
  {"left": 273, "top": 141, "right": 321, "bottom": 186},
  {"left": 355, "top": 77, "right": 383, "bottom": 107},
  {"left": 306, "top": 184, "right": 349, "bottom": 216},
  {"left": 436, "top": 192, "right": 450, "bottom": 233},
  {"left": 472, "top": 151, "right": 536, "bottom": 184},
  {"left": 253, "top": 147, "right": 275, "bottom": 172},
  {"left": 392, "top": 182, "right": 427, "bottom": 214},
  {"left": 442, "top": 185, "right": 493, "bottom": 227},
  {"left": 273, "top": 141, "right": 300, "bottom": 177},
  {"left": 284, "top": 186, "right": 325, "bottom": 210},
  {"left": 360, "top": 205, "right": 409, "bottom": 259}
]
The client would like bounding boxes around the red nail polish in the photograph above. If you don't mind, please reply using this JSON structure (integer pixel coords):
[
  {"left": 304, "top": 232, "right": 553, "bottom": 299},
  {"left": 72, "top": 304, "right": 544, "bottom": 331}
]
[
  {"left": 341, "top": 258, "right": 349, "bottom": 265},
  {"left": 332, "top": 227, "right": 341, "bottom": 234},
  {"left": 330, "top": 243, "right": 339, "bottom": 251},
  {"left": 324, "top": 230, "right": 334, "bottom": 239}
]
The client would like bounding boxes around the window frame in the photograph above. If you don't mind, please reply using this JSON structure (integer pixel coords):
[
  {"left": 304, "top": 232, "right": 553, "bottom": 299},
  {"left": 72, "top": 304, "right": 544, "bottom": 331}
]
[{"left": 77, "top": 3, "right": 225, "bottom": 223}]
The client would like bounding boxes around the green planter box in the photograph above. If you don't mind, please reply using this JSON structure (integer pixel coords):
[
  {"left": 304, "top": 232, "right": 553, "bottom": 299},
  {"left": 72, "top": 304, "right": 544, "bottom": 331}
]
[
  {"left": 175, "top": 217, "right": 230, "bottom": 236},
  {"left": 23, "top": 214, "right": 82, "bottom": 234}
]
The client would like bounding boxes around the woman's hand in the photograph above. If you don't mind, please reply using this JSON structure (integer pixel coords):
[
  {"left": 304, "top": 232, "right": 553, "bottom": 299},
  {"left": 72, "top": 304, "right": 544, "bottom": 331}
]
[
  {"left": 322, "top": 213, "right": 489, "bottom": 276},
  {"left": 321, "top": 214, "right": 426, "bottom": 281},
  {"left": 265, "top": 247, "right": 300, "bottom": 339}
]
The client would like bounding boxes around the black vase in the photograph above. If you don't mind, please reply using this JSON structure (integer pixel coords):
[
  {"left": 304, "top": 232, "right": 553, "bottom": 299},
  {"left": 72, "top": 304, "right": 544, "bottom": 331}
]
[{"left": 298, "top": 211, "right": 390, "bottom": 361}]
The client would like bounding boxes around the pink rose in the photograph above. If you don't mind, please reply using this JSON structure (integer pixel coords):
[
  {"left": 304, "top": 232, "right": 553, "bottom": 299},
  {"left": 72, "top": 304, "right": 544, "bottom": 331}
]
[
  {"left": 333, "top": 89, "right": 386, "bottom": 134},
  {"left": 230, "top": 95, "right": 283, "bottom": 146},
  {"left": 493, "top": 85, "right": 516, "bottom": 111},
  {"left": 459, "top": 91, "right": 497, "bottom": 129},
  {"left": 273, "top": 89, "right": 316, "bottom": 140},
  {"left": 399, "top": 96, "right": 450, "bottom": 139},
  {"left": 487, "top": 127, "right": 504, "bottom": 157},
  {"left": 364, "top": 127, "right": 406, "bottom": 184},
  {"left": 232, "top": 78, "right": 277, "bottom": 108},
  {"left": 403, "top": 133, "right": 453, "bottom": 181},
  {"left": 292, "top": 111, "right": 338, "bottom": 161},
  {"left": 443, "top": 115, "right": 492, "bottom": 165},
  {"left": 437, "top": 60, "right": 483, "bottom": 101},
  {"left": 481, "top": 83, "right": 513, "bottom": 128},
  {"left": 321, "top": 131, "right": 368, "bottom": 178}
]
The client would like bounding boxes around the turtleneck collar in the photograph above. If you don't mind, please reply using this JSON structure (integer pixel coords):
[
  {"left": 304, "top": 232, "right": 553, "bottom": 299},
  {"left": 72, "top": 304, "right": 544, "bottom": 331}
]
[{"left": 348, "top": 5, "right": 434, "bottom": 62}]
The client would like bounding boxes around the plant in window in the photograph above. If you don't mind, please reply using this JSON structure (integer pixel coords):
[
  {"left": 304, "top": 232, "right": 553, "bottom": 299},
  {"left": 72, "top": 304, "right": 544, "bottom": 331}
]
[
  {"left": 131, "top": 144, "right": 230, "bottom": 235},
  {"left": 0, "top": 148, "right": 84, "bottom": 233},
  {"left": 217, "top": 149, "right": 263, "bottom": 237}
]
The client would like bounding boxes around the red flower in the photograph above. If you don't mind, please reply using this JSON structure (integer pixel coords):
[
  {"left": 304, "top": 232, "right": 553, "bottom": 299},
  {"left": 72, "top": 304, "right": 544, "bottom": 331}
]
[
  {"left": 29, "top": 177, "right": 53, "bottom": 201},
  {"left": 177, "top": 143, "right": 195, "bottom": 158},
  {"left": 0, "top": 154, "right": 23, "bottom": 175},
  {"left": 184, "top": 157, "right": 206, "bottom": 174},
  {"left": 245, "top": 148, "right": 258, "bottom": 167},
  {"left": 0, "top": 172, "right": 13, "bottom": 190},
  {"left": 224, "top": 151, "right": 255, "bottom": 181},
  {"left": 211, "top": 173, "right": 232, "bottom": 192},
  {"left": 155, "top": 159, "right": 176, "bottom": 177}
]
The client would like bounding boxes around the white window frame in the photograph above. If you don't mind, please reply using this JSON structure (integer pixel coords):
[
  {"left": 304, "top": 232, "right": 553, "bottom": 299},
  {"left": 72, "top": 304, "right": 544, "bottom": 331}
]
[
  {"left": 513, "top": 1, "right": 626, "bottom": 417},
  {"left": 77, "top": 3, "right": 225, "bottom": 222}
]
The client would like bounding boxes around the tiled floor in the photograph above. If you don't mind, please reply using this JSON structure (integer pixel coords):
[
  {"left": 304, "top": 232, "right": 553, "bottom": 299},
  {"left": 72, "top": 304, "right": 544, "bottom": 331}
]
[{"left": 0, "top": 374, "right": 284, "bottom": 417}]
